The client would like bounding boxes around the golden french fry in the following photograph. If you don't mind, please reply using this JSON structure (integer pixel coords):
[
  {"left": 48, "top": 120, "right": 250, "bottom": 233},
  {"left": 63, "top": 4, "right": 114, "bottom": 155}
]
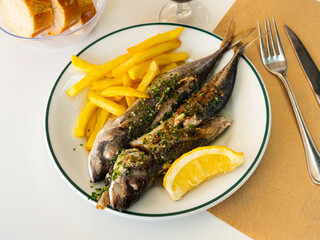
[
  {"left": 122, "top": 74, "right": 136, "bottom": 107},
  {"left": 105, "top": 72, "right": 114, "bottom": 78},
  {"left": 117, "top": 96, "right": 128, "bottom": 108},
  {"left": 128, "top": 52, "right": 188, "bottom": 80},
  {"left": 128, "top": 60, "right": 151, "bottom": 80},
  {"left": 88, "top": 92, "right": 126, "bottom": 116},
  {"left": 131, "top": 81, "right": 140, "bottom": 89},
  {"left": 101, "top": 86, "right": 150, "bottom": 98},
  {"left": 72, "top": 55, "right": 114, "bottom": 78},
  {"left": 153, "top": 52, "right": 188, "bottom": 65},
  {"left": 113, "top": 96, "right": 123, "bottom": 102},
  {"left": 74, "top": 102, "right": 97, "bottom": 137},
  {"left": 85, "top": 109, "right": 111, "bottom": 150},
  {"left": 161, "top": 62, "right": 178, "bottom": 74},
  {"left": 137, "top": 61, "right": 159, "bottom": 92},
  {"left": 127, "top": 27, "right": 184, "bottom": 53},
  {"left": 112, "top": 39, "right": 181, "bottom": 77},
  {"left": 85, "top": 109, "right": 97, "bottom": 139},
  {"left": 71, "top": 55, "right": 101, "bottom": 73},
  {"left": 66, "top": 52, "right": 134, "bottom": 97},
  {"left": 90, "top": 77, "right": 123, "bottom": 91}
]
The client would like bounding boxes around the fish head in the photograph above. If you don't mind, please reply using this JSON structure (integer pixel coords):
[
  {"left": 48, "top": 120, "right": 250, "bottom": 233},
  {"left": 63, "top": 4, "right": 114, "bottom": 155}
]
[
  {"left": 88, "top": 121, "right": 128, "bottom": 182},
  {"left": 108, "top": 149, "right": 155, "bottom": 211}
]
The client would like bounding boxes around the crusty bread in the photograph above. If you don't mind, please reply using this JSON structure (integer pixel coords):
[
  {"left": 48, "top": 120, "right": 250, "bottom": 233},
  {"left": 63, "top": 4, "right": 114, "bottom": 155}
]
[
  {"left": 79, "top": 0, "right": 96, "bottom": 25},
  {"left": 0, "top": 0, "right": 53, "bottom": 38},
  {"left": 50, "top": 0, "right": 81, "bottom": 35}
]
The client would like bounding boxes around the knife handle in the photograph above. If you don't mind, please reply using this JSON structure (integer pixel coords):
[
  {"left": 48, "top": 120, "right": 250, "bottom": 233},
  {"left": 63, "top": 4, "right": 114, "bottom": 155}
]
[{"left": 279, "top": 74, "right": 320, "bottom": 185}]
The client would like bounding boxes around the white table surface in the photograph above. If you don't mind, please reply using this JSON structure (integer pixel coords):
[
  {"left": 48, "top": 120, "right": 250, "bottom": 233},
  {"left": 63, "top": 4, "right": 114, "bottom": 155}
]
[{"left": 0, "top": 0, "right": 252, "bottom": 239}]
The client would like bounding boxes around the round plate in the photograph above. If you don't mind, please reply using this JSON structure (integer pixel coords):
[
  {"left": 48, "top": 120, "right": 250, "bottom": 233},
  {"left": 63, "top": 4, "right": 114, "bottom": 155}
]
[{"left": 45, "top": 23, "right": 271, "bottom": 220}]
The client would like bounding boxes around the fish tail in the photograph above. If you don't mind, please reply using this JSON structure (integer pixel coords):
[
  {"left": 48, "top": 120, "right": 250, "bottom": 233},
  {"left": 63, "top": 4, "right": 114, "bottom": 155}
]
[
  {"left": 219, "top": 17, "right": 255, "bottom": 49},
  {"left": 233, "top": 34, "right": 261, "bottom": 54},
  {"left": 230, "top": 27, "right": 255, "bottom": 48},
  {"left": 220, "top": 17, "right": 235, "bottom": 48}
]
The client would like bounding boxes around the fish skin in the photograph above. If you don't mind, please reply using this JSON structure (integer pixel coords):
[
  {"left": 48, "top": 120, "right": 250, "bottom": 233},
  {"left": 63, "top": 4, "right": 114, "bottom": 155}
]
[
  {"left": 173, "top": 43, "right": 246, "bottom": 126},
  {"left": 88, "top": 39, "right": 233, "bottom": 183},
  {"left": 100, "top": 43, "right": 248, "bottom": 211},
  {"left": 107, "top": 117, "right": 231, "bottom": 211}
]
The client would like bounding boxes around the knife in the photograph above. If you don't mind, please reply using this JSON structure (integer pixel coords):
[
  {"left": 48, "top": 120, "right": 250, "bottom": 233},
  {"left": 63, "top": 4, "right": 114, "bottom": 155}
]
[{"left": 284, "top": 25, "right": 320, "bottom": 107}]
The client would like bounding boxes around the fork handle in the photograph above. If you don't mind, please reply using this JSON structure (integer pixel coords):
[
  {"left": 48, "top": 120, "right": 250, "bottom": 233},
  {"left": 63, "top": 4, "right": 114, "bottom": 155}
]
[{"left": 279, "top": 74, "right": 320, "bottom": 184}]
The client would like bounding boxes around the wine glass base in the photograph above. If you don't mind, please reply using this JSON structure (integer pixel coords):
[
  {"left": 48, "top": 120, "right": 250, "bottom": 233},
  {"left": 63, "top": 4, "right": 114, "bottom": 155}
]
[{"left": 159, "top": 1, "right": 209, "bottom": 28}]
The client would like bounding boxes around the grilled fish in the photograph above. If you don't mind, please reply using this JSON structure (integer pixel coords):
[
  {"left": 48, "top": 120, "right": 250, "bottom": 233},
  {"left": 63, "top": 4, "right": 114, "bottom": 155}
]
[
  {"left": 88, "top": 20, "right": 237, "bottom": 183},
  {"left": 97, "top": 42, "right": 251, "bottom": 211},
  {"left": 98, "top": 116, "right": 230, "bottom": 211}
]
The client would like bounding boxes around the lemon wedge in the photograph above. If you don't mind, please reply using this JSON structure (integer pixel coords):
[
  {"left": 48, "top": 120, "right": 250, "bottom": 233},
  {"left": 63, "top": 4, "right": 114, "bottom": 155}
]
[{"left": 163, "top": 146, "right": 244, "bottom": 201}]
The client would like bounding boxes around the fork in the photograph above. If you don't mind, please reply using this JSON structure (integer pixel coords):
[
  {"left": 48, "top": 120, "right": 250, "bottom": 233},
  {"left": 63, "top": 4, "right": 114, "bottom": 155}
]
[{"left": 258, "top": 18, "right": 320, "bottom": 185}]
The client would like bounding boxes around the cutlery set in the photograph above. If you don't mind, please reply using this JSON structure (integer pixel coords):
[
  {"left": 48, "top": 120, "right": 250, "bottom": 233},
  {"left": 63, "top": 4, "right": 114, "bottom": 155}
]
[{"left": 258, "top": 18, "right": 320, "bottom": 184}]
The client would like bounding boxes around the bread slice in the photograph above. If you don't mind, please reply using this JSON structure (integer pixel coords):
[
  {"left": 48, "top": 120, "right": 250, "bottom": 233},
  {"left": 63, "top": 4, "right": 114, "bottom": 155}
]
[
  {"left": 79, "top": 0, "right": 96, "bottom": 25},
  {"left": 0, "top": 0, "right": 53, "bottom": 38},
  {"left": 50, "top": 0, "right": 81, "bottom": 35}
]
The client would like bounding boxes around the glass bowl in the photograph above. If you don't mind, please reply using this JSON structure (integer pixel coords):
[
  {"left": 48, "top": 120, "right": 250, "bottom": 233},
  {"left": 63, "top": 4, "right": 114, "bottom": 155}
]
[{"left": 0, "top": 0, "right": 106, "bottom": 48}]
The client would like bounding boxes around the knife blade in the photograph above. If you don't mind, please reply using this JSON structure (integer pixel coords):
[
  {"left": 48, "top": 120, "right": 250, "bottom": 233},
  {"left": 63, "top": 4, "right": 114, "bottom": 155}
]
[{"left": 284, "top": 25, "right": 320, "bottom": 107}]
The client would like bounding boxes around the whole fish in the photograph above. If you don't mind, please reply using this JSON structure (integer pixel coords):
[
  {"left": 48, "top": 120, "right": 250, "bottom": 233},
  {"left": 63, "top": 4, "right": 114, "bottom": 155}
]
[
  {"left": 97, "top": 42, "right": 251, "bottom": 211},
  {"left": 97, "top": 116, "right": 231, "bottom": 211},
  {"left": 88, "top": 20, "right": 237, "bottom": 183}
]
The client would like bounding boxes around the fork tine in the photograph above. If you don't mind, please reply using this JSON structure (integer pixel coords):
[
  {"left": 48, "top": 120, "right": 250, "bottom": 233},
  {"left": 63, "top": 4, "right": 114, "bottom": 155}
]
[
  {"left": 258, "top": 21, "right": 267, "bottom": 62},
  {"left": 272, "top": 18, "right": 286, "bottom": 57},
  {"left": 264, "top": 20, "right": 271, "bottom": 57},
  {"left": 267, "top": 19, "right": 277, "bottom": 56}
]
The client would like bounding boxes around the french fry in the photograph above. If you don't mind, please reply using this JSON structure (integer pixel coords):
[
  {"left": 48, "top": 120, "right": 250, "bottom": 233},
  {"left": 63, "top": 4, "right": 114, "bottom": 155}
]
[
  {"left": 105, "top": 72, "right": 114, "bottom": 78},
  {"left": 137, "top": 61, "right": 159, "bottom": 92},
  {"left": 85, "top": 109, "right": 97, "bottom": 139},
  {"left": 71, "top": 56, "right": 115, "bottom": 78},
  {"left": 113, "top": 96, "right": 123, "bottom": 102},
  {"left": 128, "top": 52, "right": 188, "bottom": 80},
  {"left": 128, "top": 61, "right": 151, "bottom": 80},
  {"left": 101, "top": 86, "right": 150, "bottom": 98},
  {"left": 154, "top": 52, "right": 188, "bottom": 65},
  {"left": 112, "top": 39, "right": 181, "bottom": 77},
  {"left": 85, "top": 109, "right": 111, "bottom": 150},
  {"left": 161, "top": 62, "right": 178, "bottom": 74},
  {"left": 122, "top": 74, "right": 136, "bottom": 107},
  {"left": 71, "top": 55, "right": 101, "bottom": 73},
  {"left": 90, "top": 77, "right": 123, "bottom": 91},
  {"left": 88, "top": 92, "right": 126, "bottom": 116},
  {"left": 71, "top": 28, "right": 189, "bottom": 149},
  {"left": 66, "top": 52, "right": 134, "bottom": 97},
  {"left": 74, "top": 102, "right": 97, "bottom": 137},
  {"left": 127, "top": 27, "right": 184, "bottom": 53},
  {"left": 117, "top": 96, "right": 128, "bottom": 108}
]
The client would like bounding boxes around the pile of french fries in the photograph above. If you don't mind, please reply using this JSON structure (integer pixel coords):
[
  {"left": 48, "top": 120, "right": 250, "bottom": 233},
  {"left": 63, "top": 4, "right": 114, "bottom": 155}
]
[{"left": 66, "top": 27, "right": 188, "bottom": 150}]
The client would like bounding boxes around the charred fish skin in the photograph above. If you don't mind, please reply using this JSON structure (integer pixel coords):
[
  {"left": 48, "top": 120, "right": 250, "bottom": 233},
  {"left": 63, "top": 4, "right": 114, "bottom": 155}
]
[
  {"left": 199, "top": 44, "right": 246, "bottom": 121},
  {"left": 106, "top": 117, "right": 231, "bottom": 211},
  {"left": 173, "top": 43, "right": 246, "bottom": 126},
  {"left": 132, "top": 116, "right": 231, "bottom": 168},
  {"left": 88, "top": 29, "right": 235, "bottom": 183}
]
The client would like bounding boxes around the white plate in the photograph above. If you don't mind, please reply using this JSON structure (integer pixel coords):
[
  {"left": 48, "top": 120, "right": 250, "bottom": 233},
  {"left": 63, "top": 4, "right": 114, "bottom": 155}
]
[{"left": 45, "top": 23, "right": 271, "bottom": 220}]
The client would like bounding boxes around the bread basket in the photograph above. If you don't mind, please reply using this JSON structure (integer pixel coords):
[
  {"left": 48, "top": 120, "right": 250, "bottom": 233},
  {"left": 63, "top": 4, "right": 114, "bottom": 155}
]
[{"left": 0, "top": 0, "right": 106, "bottom": 48}]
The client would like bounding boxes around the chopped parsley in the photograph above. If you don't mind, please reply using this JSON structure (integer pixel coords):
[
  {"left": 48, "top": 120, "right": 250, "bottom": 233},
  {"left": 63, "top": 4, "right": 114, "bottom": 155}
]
[
  {"left": 111, "top": 166, "right": 121, "bottom": 181},
  {"left": 89, "top": 186, "right": 109, "bottom": 200}
]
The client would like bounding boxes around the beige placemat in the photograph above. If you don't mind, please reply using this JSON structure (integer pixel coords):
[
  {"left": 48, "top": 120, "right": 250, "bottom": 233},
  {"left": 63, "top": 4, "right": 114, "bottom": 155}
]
[{"left": 208, "top": 0, "right": 320, "bottom": 239}]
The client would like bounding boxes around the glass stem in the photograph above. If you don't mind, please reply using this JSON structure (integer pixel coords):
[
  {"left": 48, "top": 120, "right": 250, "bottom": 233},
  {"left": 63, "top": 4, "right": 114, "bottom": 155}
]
[{"left": 176, "top": 3, "right": 191, "bottom": 17}]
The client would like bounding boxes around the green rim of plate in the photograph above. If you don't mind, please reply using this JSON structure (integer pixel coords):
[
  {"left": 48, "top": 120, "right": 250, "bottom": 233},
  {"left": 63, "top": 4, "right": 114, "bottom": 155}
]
[{"left": 45, "top": 22, "right": 271, "bottom": 218}]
